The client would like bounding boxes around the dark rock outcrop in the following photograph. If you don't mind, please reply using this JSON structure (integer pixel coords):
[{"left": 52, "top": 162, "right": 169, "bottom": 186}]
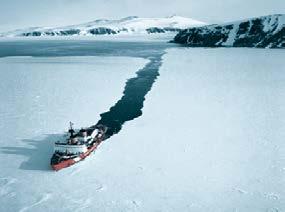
[
  {"left": 88, "top": 27, "right": 117, "bottom": 35},
  {"left": 22, "top": 31, "right": 42, "bottom": 36},
  {"left": 173, "top": 14, "right": 285, "bottom": 48},
  {"left": 146, "top": 27, "right": 166, "bottom": 33},
  {"left": 146, "top": 27, "right": 181, "bottom": 33},
  {"left": 58, "top": 29, "right": 80, "bottom": 36}
]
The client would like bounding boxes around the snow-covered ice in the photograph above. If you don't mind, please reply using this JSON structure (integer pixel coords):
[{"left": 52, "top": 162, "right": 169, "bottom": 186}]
[
  {"left": 120, "top": 48, "right": 285, "bottom": 211},
  {"left": 0, "top": 44, "right": 284, "bottom": 212},
  {"left": 1, "top": 15, "right": 206, "bottom": 37},
  {"left": 0, "top": 55, "right": 148, "bottom": 211}
]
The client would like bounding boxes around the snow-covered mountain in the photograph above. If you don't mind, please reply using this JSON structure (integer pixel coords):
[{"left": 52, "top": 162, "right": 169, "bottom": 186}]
[
  {"left": 173, "top": 14, "right": 285, "bottom": 48},
  {"left": 1, "top": 16, "right": 205, "bottom": 37}
]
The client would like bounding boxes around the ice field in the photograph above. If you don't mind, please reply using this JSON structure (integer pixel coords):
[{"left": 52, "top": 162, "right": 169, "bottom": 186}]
[{"left": 0, "top": 41, "right": 284, "bottom": 211}]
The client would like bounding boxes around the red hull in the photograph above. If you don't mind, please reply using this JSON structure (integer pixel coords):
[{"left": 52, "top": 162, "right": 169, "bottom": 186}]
[{"left": 51, "top": 140, "right": 102, "bottom": 171}]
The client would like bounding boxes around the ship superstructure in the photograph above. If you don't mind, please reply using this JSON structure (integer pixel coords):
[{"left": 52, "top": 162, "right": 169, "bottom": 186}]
[{"left": 50, "top": 122, "right": 107, "bottom": 171}]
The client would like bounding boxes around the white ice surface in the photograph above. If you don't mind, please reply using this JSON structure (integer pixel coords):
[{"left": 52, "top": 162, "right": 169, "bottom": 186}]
[
  {"left": 126, "top": 48, "right": 285, "bottom": 211},
  {"left": 0, "top": 48, "right": 285, "bottom": 212},
  {"left": 0, "top": 56, "right": 148, "bottom": 212}
]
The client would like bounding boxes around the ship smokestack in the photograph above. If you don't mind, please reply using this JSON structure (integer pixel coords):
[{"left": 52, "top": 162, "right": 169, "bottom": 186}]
[{"left": 82, "top": 131, "right": 87, "bottom": 142}]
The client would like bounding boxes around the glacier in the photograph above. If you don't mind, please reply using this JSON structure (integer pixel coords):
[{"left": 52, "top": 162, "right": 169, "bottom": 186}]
[{"left": 1, "top": 16, "right": 205, "bottom": 37}]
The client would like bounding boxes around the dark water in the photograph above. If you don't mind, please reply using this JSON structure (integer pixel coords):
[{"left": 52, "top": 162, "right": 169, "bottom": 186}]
[
  {"left": 93, "top": 53, "right": 164, "bottom": 137},
  {"left": 0, "top": 40, "right": 173, "bottom": 58},
  {"left": 0, "top": 39, "right": 176, "bottom": 138}
]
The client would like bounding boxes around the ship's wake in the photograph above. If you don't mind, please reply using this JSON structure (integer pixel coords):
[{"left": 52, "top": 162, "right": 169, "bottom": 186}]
[{"left": 88, "top": 52, "right": 164, "bottom": 138}]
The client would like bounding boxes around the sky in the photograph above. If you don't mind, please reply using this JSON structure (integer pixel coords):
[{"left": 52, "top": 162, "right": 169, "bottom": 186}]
[{"left": 0, "top": 0, "right": 284, "bottom": 32}]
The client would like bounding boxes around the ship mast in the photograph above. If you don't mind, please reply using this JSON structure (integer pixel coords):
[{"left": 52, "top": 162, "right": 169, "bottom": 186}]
[{"left": 68, "top": 121, "right": 75, "bottom": 137}]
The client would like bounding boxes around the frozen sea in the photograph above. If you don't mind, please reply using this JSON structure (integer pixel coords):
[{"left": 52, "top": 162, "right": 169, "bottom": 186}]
[{"left": 0, "top": 39, "right": 284, "bottom": 212}]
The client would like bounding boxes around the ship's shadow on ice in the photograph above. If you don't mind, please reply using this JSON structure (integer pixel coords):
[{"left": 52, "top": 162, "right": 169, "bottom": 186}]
[{"left": 1, "top": 134, "right": 61, "bottom": 171}]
